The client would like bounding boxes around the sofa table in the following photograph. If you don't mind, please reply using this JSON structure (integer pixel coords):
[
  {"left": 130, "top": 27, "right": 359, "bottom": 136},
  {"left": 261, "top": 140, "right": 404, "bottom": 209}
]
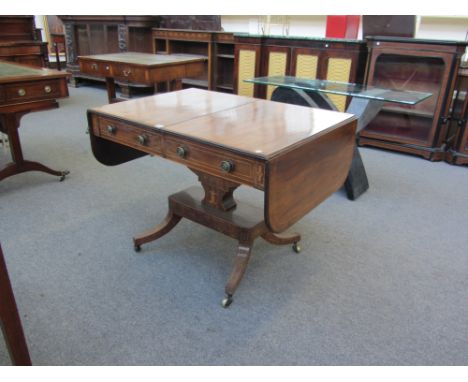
[{"left": 87, "top": 88, "right": 357, "bottom": 307}]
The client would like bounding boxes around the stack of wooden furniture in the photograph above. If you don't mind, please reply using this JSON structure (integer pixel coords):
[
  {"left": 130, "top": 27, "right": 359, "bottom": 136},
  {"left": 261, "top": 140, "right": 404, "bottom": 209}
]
[{"left": 0, "top": 16, "right": 48, "bottom": 68}]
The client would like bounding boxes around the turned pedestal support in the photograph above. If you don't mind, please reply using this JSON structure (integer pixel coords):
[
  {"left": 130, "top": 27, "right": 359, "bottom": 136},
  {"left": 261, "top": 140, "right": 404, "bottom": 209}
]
[{"left": 132, "top": 170, "right": 301, "bottom": 307}]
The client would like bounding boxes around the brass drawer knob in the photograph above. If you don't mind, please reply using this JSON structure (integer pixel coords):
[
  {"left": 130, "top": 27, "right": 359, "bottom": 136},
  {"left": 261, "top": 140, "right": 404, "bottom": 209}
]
[
  {"left": 220, "top": 160, "right": 235, "bottom": 173},
  {"left": 176, "top": 146, "right": 187, "bottom": 159},
  {"left": 44, "top": 85, "right": 52, "bottom": 93},
  {"left": 122, "top": 69, "right": 132, "bottom": 77},
  {"left": 107, "top": 125, "right": 116, "bottom": 134},
  {"left": 137, "top": 135, "right": 147, "bottom": 145},
  {"left": 17, "top": 88, "right": 26, "bottom": 96},
  {"left": 91, "top": 63, "right": 98, "bottom": 70},
  {"left": 105, "top": 65, "right": 110, "bottom": 71}
]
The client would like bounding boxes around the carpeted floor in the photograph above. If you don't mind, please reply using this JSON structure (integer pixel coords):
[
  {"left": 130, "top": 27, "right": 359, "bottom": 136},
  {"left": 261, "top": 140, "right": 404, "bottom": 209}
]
[{"left": 0, "top": 84, "right": 467, "bottom": 365}]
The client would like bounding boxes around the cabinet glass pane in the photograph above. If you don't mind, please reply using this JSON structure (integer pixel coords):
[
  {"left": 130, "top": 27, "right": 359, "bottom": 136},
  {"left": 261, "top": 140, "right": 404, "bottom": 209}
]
[{"left": 366, "top": 54, "right": 444, "bottom": 144}]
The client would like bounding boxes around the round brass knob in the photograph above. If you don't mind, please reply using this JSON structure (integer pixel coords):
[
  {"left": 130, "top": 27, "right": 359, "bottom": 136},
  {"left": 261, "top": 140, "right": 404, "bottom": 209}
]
[
  {"left": 220, "top": 160, "right": 235, "bottom": 173},
  {"left": 107, "top": 125, "right": 116, "bottom": 134},
  {"left": 176, "top": 146, "right": 187, "bottom": 159},
  {"left": 137, "top": 135, "right": 147, "bottom": 145},
  {"left": 18, "top": 88, "right": 26, "bottom": 96},
  {"left": 44, "top": 85, "right": 52, "bottom": 93}
]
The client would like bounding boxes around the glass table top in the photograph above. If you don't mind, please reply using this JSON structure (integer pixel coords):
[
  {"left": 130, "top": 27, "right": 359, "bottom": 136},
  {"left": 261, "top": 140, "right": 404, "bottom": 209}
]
[{"left": 245, "top": 76, "right": 432, "bottom": 105}]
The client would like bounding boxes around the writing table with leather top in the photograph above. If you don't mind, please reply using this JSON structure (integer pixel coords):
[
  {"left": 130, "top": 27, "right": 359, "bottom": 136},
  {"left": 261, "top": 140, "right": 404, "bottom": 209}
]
[
  {"left": 87, "top": 88, "right": 357, "bottom": 307},
  {"left": 0, "top": 60, "right": 69, "bottom": 183}
]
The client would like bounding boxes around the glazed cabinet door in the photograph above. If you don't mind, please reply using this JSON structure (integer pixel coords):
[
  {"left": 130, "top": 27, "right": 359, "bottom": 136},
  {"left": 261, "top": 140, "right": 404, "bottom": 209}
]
[{"left": 362, "top": 48, "right": 455, "bottom": 149}]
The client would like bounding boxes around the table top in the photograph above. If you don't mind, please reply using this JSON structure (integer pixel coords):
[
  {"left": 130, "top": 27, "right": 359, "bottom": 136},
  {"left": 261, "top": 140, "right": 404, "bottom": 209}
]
[
  {"left": 89, "top": 88, "right": 356, "bottom": 160},
  {"left": 245, "top": 75, "right": 433, "bottom": 105},
  {"left": 78, "top": 52, "right": 207, "bottom": 67},
  {"left": 0, "top": 60, "right": 69, "bottom": 84}
]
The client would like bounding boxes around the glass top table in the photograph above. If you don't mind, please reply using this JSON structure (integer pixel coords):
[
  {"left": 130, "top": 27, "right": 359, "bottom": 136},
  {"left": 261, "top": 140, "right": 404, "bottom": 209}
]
[
  {"left": 244, "top": 75, "right": 433, "bottom": 201},
  {"left": 245, "top": 75, "right": 432, "bottom": 105}
]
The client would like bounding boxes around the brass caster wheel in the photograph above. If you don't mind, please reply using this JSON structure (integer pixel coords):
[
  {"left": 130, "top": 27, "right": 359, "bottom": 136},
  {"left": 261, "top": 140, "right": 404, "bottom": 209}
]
[
  {"left": 59, "top": 170, "right": 70, "bottom": 182},
  {"left": 221, "top": 294, "right": 233, "bottom": 308},
  {"left": 292, "top": 242, "right": 301, "bottom": 253},
  {"left": 134, "top": 244, "right": 141, "bottom": 252}
]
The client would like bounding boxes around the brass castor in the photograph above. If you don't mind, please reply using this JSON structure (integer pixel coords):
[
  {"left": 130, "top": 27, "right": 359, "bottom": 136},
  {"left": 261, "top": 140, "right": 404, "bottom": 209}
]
[
  {"left": 59, "top": 170, "right": 70, "bottom": 182},
  {"left": 221, "top": 294, "right": 233, "bottom": 308},
  {"left": 292, "top": 242, "right": 301, "bottom": 253},
  {"left": 134, "top": 244, "right": 141, "bottom": 252}
]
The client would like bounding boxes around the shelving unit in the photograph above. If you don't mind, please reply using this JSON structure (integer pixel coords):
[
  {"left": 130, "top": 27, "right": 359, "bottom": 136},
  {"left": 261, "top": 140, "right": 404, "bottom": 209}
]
[{"left": 151, "top": 29, "right": 235, "bottom": 93}]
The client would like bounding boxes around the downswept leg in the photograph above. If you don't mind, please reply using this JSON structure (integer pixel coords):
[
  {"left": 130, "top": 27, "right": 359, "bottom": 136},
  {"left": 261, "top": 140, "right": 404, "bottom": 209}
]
[
  {"left": 222, "top": 240, "right": 253, "bottom": 308},
  {"left": 133, "top": 210, "right": 182, "bottom": 252}
]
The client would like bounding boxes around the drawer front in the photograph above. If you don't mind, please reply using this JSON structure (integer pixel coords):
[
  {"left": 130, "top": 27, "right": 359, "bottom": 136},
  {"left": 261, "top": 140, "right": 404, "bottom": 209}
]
[
  {"left": 5, "top": 79, "right": 63, "bottom": 102},
  {"left": 80, "top": 60, "right": 112, "bottom": 77},
  {"left": 98, "top": 116, "right": 162, "bottom": 155},
  {"left": 112, "top": 64, "right": 147, "bottom": 83},
  {"left": 165, "top": 136, "right": 265, "bottom": 189}
]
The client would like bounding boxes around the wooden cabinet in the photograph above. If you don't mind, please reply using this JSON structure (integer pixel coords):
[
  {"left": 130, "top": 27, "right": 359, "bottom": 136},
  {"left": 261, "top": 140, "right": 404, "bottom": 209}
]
[
  {"left": 58, "top": 16, "right": 160, "bottom": 91},
  {"left": 446, "top": 63, "right": 468, "bottom": 165},
  {"left": 152, "top": 29, "right": 235, "bottom": 93},
  {"left": 233, "top": 34, "right": 367, "bottom": 111},
  {"left": 358, "top": 37, "right": 467, "bottom": 161},
  {"left": 0, "top": 16, "right": 48, "bottom": 67}
]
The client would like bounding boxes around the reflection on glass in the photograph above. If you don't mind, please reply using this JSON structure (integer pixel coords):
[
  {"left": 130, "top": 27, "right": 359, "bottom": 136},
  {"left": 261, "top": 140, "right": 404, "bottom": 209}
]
[{"left": 245, "top": 75, "right": 432, "bottom": 105}]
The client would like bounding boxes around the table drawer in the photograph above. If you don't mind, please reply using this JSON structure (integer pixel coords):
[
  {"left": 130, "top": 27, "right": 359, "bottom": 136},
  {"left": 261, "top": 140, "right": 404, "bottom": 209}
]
[
  {"left": 112, "top": 64, "right": 147, "bottom": 83},
  {"left": 165, "top": 136, "right": 265, "bottom": 189},
  {"left": 80, "top": 60, "right": 112, "bottom": 77},
  {"left": 98, "top": 116, "right": 162, "bottom": 155},
  {"left": 5, "top": 79, "right": 63, "bottom": 102}
]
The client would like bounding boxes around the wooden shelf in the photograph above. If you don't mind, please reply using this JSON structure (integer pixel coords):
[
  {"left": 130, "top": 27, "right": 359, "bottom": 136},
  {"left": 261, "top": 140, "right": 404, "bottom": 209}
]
[
  {"left": 152, "top": 29, "right": 235, "bottom": 93},
  {"left": 217, "top": 54, "right": 235, "bottom": 59},
  {"left": 216, "top": 84, "right": 234, "bottom": 91},
  {"left": 182, "top": 78, "right": 209, "bottom": 88},
  {"left": 381, "top": 106, "right": 434, "bottom": 119}
]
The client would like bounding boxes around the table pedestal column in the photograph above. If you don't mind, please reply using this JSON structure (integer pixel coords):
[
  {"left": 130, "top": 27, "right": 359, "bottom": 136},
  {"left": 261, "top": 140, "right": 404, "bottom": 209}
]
[{"left": 0, "top": 101, "right": 69, "bottom": 183}]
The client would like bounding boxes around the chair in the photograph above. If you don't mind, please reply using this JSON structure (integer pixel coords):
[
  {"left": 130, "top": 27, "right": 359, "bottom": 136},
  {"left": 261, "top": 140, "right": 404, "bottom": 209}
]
[{"left": 50, "top": 33, "right": 67, "bottom": 71}]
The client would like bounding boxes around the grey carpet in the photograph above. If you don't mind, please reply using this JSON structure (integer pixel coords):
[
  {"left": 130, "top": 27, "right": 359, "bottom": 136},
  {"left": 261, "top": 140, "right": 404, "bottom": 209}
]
[{"left": 0, "top": 85, "right": 467, "bottom": 365}]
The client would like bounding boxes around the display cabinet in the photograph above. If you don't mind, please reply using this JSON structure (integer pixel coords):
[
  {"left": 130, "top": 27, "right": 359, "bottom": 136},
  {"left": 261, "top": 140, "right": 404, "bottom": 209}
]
[
  {"left": 152, "top": 29, "right": 235, "bottom": 93},
  {"left": 58, "top": 16, "right": 160, "bottom": 94},
  {"left": 233, "top": 34, "right": 368, "bottom": 111},
  {"left": 358, "top": 37, "right": 468, "bottom": 160},
  {"left": 446, "top": 63, "right": 468, "bottom": 165}
]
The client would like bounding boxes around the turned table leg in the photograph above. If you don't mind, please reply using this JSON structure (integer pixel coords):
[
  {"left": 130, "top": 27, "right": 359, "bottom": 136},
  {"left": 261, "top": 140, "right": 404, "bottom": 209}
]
[{"left": 222, "top": 240, "right": 253, "bottom": 308}]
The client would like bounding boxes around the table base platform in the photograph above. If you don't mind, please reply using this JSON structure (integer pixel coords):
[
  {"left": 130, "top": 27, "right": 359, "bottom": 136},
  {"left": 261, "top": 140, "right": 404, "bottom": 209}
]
[{"left": 132, "top": 172, "right": 301, "bottom": 308}]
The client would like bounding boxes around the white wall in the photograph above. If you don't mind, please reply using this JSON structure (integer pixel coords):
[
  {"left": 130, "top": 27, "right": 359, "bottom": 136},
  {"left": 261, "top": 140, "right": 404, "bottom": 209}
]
[{"left": 221, "top": 15, "right": 468, "bottom": 41}]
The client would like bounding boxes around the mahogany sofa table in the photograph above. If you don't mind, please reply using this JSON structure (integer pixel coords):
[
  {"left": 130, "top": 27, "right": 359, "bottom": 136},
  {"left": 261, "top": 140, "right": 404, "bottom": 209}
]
[
  {"left": 78, "top": 52, "right": 206, "bottom": 103},
  {"left": 87, "top": 88, "right": 357, "bottom": 307},
  {"left": 0, "top": 61, "right": 70, "bottom": 183}
]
